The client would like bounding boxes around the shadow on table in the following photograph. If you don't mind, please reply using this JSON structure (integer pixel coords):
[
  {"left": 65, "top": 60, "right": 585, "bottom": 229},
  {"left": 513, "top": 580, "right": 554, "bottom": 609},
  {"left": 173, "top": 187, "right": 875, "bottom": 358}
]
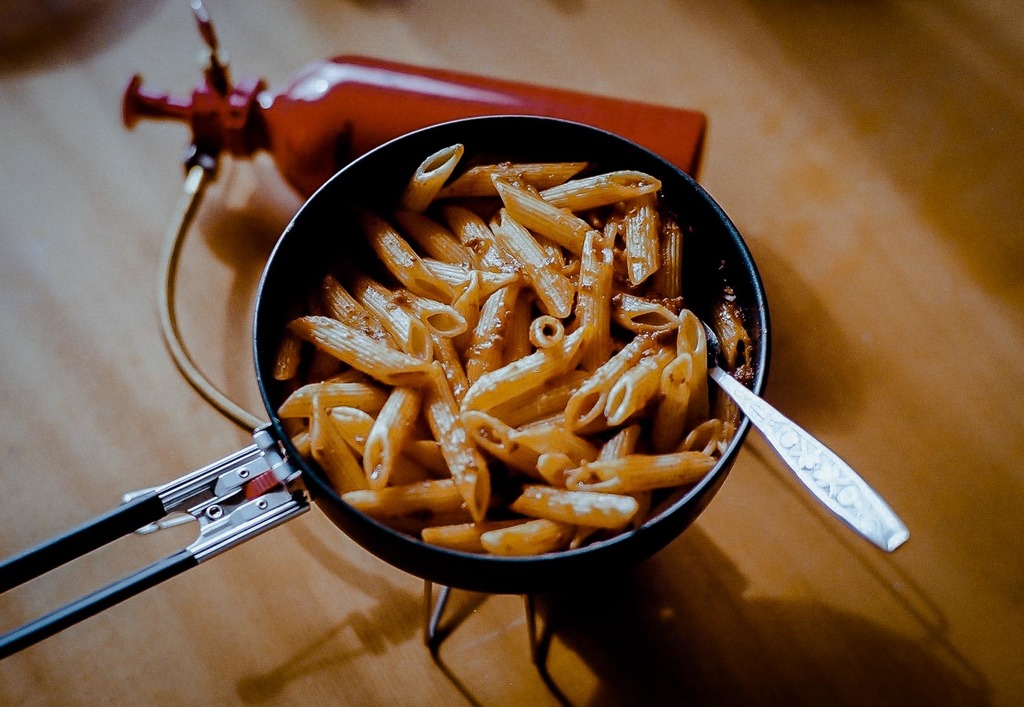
[
  {"left": 526, "top": 526, "right": 989, "bottom": 706},
  {"left": 233, "top": 509, "right": 989, "bottom": 707}
]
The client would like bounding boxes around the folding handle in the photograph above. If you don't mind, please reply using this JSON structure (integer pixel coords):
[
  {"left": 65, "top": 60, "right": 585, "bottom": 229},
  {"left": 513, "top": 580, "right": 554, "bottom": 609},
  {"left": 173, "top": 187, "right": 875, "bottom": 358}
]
[
  {"left": 0, "top": 491, "right": 166, "bottom": 594},
  {"left": 0, "top": 549, "right": 197, "bottom": 659}
]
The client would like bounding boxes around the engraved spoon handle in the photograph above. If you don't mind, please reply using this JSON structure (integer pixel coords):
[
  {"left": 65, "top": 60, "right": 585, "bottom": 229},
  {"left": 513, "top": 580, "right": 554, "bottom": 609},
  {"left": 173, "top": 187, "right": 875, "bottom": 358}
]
[{"left": 709, "top": 366, "right": 909, "bottom": 552}]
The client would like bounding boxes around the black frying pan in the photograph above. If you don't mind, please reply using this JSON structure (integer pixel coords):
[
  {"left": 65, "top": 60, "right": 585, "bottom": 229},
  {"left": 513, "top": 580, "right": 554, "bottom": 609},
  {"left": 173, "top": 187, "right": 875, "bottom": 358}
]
[{"left": 0, "top": 116, "right": 770, "bottom": 658}]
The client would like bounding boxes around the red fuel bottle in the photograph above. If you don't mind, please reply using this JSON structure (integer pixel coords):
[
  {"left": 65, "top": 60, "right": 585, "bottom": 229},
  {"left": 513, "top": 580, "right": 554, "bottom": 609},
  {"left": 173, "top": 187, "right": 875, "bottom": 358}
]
[{"left": 124, "top": 2, "right": 706, "bottom": 197}]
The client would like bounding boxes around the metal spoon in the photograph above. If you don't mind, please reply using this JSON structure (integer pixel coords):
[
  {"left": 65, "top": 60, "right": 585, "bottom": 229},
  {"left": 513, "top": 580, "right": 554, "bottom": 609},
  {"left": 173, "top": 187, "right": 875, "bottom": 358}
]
[{"left": 703, "top": 324, "right": 910, "bottom": 552}]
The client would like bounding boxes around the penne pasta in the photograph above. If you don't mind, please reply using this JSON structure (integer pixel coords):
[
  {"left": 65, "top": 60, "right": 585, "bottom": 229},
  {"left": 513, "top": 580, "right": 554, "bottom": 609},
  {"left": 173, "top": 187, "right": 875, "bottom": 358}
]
[
  {"left": 461, "top": 328, "right": 584, "bottom": 413},
  {"left": 272, "top": 332, "right": 302, "bottom": 381},
  {"left": 320, "top": 274, "right": 394, "bottom": 345},
  {"left": 492, "top": 176, "right": 592, "bottom": 256},
  {"left": 278, "top": 147, "right": 749, "bottom": 556},
  {"left": 651, "top": 212, "right": 683, "bottom": 299},
  {"left": 437, "top": 161, "right": 588, "bottom": 198},
  {"left": 539, "top": 170, "right": 661, "bottom": 211},
  {"left": 348, "top": 275, "right": 433, "bottom": 361},
  {"left": 328, "top": 406, "right": 375, "bottom": 454},
  {"left": 394, "top": 209, "right": 479, "bottom": 266},
  {"left": 396, "top": 289, "right": 467, "bottom": 339},
  {"left": 488, "top": 369, "right": 590, "bottom": 428},
  {"left": 604, "top": 344, "right": 675, "bottom": 426},
  {"left": 363, "top": 386, "right": 421, "bottom": 489},
  {"left": 529, "top": 315, "right": 564, "bottom": 349},
  {"left": 576, "top": 224, "right": 616, "bottom": 371},
  {"left": 479, "top": 518, "right": 575, "bottom": 556},
  {"left": 277, "top": 380, "right": 389, "bottom": 419},
  {"left": 420, "top": 520, "right": 526, "bottom": 553},
  {"left": 422, "top": 258, "right": 519, "bottom": 295},
  {"left": 622, "top": 192, "right": 661, "bottom": 286},
  {"left": 360, "top": 210, "right": 456, "bottom": 303},
  {"left": 421, "top": 363, "right": 491, "bottom": 522},
  {"left": 567, "top": 451, "right": 717, "bottom": 494},
  {"left": 399, "top": 143, "right": 464, "bottom": 212},
  {"left": 489, "top": 209, "right": 575, "bottom": 318},
  {"left": 511, "top": 485, "right": 638, "bottom": 529},
  {"left": 563, "top": 333, "right": 664, "bottom": 430},
  {"left": 611, "top": 293, "right": 681, "bottom": 334},
  {"left": 342, "top": 478, "right": 466, "bottom": 518},
  {"left": 310, "top": 401, "right": 369, "bottom": 494},
  {"left": 287, "top": 315, "right": 434, "bottom": 387},
  {"left": 465, "top": 284, "right": 522, "bottom": 385},
  {"left": 429, "top": 331, "right": 470, "bottom": 404},
  {"left": 438, "top": 204, "right": 520, "bottom": 274}
]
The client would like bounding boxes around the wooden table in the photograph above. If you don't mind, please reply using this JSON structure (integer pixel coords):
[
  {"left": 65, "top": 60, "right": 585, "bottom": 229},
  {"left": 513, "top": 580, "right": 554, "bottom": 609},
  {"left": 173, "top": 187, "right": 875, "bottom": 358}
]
[{"left": 1, "top": 1, "right": 1021, "bottom": 704}]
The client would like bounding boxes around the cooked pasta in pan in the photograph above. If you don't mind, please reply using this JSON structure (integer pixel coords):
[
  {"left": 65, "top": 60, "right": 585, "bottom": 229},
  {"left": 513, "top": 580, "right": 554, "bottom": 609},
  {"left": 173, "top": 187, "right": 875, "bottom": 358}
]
[{"left": 277, "top": 144, "right": 753, "bottom": 555}]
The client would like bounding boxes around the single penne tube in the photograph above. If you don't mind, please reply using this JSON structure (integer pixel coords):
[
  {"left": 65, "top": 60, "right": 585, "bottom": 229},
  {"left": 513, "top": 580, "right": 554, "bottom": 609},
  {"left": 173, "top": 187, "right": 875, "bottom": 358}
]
[
  {"left": 564, "top": 333, "right": 663, "bottom": 430},
  {"left": 570, "top": 526, "right": 601, "bottom": 550},
  {"left": 538, "top": 170, "right": 661, "bottom": 211},
  {"left": 492, "top": 177, "right": 592, "bottom": 256},
  {"left": 277, "top": 380, "right": 389, "bottom": 419},
  {"left": 611, "top": 293, "right": 681, "bottom": 334},
  {"left": 429, "top": 331, "right": 470, "bottom": 404},
  {"left": 502, "top": 286, "right": 536, "bottom": 364},
  {"left": 479, "top": 518, "right": 575, "bottom": 556},
  {"left": 320, "top": 274, "right": 394, "bottom": 345},
  {"left": 397, "top": 288, "right": 468, "bottom": 339},
  {"left": 567, "top": 451, "right": 718, "bottom": 494},
  {"left": 420, "top": 520, "right": 526, "bottom": 553},
  {"left": 311, "top": 402, "right": 369, "bottom": 494},
  {"left": 489, "top": 369, "right": 590, "bottom": 428},
  {"left": 290, "top": 430, "right": 311, "bottom": 457},
  {"left": 529, "top": 315, "right": 565, "bottom": 349},
  {"left": 287, "top": 315, "right": 434, "bottom": 387},
  {"left": 394, "top": 209, "right": 479, "bottom": 266},
  {"left": 328, "top": 406, "right": 375, "bottom": 454},
  {"left": 510, "top": 485, "right": 638, "bottom": 529},
  {"left": 423, "top": 258, "right": 520, "bottom": 296},
  {"left": 342, "top": 478, "right": 466, "bottom": 518},
  {"left": 598, "top": 424, "right": 643, "bottom": 460},
  {"left": 437, "top": 204, "right": 520, "bottom": 274},
  {"left": 361, "top": 210, "right": 456, "bottom": 302},
  {"left": 363, "top": 386, "right": 422, "bottom": 489},
  {"left": 622, "top": 192, "right": 661, "bottom": 286},
  {"left": 651, "top": 353, "right": 694, "bottom": 453},
  {"left": 536, "top": 452, "right": 575, "bottom": 487},
  {"left": 651, "top": 212, "right": 683, "bottom": 299},
  {"left": 450, "top": 270, "right": 483, "bottom": 353},
  {"left": 422, "top": 363, "right": 491, "bottom": 522},
  {"left": 604, "top": 344, "right": 675, "bottom": 426},
  {"left": 677, "top": 418, "right": 735, "bottom": 457},
  {"left": 306, "top": 347, "right": 344, "bottom": 383},
  {"left": 576, "top": 224, "right": 615, "bottom": 371},
  {"left": 463, "top": 410, "right": 542, "bottom": 476},
  {"left": 273, "top": 332, "right": 302, "bottom": 381},
  {"left": 676, "top": 309, "right": 710, "bottom": 427},
  {"left": 399, "top": 143, "right": 464, "bottom": 212},
  {"left": 465, "top": 284, "right": 522, "bottom": 384},
  {"left": 402, "top": 438, "right": 449, "bottom": 477},
  {"left": 489, "top": 209, "right": 575, "bottom": 318},
  {"left": 513, "top": 420, "right": 600, "bottom": 464},
  {"left": 595, "top": 423, "right": 650, "bottom": 529},
  {"left": 348, "top": 275, "right": 433, "bottom": 360},
  {"left": 461, "top": 327, "right": 584, "bottom": 412},
  {"left": 437, "top": 161, "right": 588, "bottom": 198}
]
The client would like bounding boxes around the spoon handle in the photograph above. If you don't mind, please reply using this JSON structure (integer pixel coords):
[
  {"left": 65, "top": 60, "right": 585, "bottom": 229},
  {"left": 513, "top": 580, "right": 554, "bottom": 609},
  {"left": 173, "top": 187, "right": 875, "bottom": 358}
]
[{"left": 709, "top": 367, "right": 909, "bottom": 552}]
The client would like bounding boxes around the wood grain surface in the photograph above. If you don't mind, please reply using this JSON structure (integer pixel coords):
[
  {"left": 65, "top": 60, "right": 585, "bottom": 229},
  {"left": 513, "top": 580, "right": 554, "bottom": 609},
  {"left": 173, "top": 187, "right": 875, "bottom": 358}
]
[{"left": 1, "top": 1, "right": 1021, "bottom": 705}]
